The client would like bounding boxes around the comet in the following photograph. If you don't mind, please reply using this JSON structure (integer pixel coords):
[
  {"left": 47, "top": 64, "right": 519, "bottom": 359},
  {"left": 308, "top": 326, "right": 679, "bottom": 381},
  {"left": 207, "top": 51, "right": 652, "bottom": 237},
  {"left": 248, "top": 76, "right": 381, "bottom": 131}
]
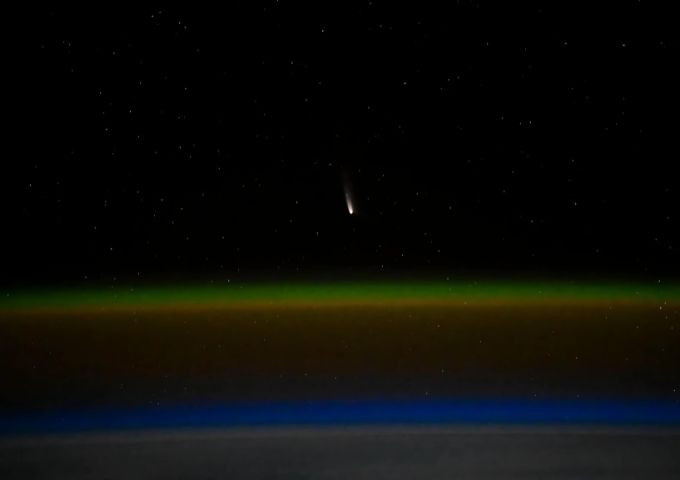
[
  {"left": 345, "top": 189, "right": 354, "bottom": 215},
  {"left": 342, "top": 172, "right": 355, "bottom": 215}
]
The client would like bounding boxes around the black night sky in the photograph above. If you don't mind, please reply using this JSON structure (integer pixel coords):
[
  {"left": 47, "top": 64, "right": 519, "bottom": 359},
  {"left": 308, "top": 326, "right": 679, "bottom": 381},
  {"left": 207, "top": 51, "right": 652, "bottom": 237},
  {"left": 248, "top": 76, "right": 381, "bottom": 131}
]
[{"left": 6, "top": 2, "right": 680, "bottom": 285}]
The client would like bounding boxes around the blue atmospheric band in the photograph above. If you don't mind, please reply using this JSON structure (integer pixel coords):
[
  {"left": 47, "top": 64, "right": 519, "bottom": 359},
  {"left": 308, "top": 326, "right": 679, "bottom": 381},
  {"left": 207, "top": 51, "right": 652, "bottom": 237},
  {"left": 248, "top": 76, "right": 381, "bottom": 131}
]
[{"left": 3, "top": 399, "right": 680, "bottom": 435}]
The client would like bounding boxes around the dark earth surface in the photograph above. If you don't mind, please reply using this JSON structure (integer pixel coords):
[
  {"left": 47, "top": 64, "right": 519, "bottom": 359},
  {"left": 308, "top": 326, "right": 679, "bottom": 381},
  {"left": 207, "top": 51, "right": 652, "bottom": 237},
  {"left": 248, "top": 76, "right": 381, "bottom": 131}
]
[{"left": 2, "top": 427, "right": 680, "bottom": 479}]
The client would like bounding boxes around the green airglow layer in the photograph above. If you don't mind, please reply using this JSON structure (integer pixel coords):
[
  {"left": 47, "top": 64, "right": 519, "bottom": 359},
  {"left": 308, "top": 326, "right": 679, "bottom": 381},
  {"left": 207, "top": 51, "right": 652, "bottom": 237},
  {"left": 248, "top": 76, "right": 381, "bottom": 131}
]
[{"left": 1, "top": 281, "right": 679, "bottom": 312}]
